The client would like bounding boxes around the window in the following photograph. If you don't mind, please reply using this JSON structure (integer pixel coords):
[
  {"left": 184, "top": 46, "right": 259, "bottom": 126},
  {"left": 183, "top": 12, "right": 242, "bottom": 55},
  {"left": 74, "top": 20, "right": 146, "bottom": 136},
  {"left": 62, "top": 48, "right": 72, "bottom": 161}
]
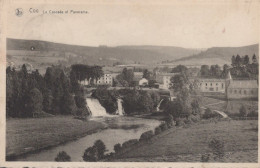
[
  {"left": 209, "top": 88, "right": 214, "bottom": 91},
  {"left": 251, "top": 90, "right": 254, "bottom": 94},
  {"left": 234, "top": 90, "right": 237, "bottom": 94},
  {"left": 210, "top": 83, "right": 212, "bottom": 86},
  {"left": 229, "top": 89, "right": 232, "bottom": 93},
  {"left": 239, "top": 90, "right": 241, "bottom": 94},
  {"left": 206, "top": 83, "right": 207, "bottom": 86},
  {"left": 216, "top": 83, "right": 218, "bottom": 86},
  {"left": 244, "top": 90, "right": 246, "bottom": 94},
  {"left": 222, "top": 83, "right": 224, "bottom": 89}
]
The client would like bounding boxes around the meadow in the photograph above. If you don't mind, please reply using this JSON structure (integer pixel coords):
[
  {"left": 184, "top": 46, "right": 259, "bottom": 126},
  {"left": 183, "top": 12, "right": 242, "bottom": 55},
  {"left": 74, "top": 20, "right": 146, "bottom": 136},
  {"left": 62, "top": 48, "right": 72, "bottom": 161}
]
[
  {"left": 6, "top": 116, "right": 106, "bottom": 160},
  {"left": 113, "top": 120, "right": 258, "bottom": 162}
]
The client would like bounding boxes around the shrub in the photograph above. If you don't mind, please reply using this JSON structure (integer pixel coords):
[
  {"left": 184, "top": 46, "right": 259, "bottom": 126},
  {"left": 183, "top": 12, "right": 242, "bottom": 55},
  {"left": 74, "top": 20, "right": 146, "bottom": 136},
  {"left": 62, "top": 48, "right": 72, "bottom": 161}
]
[
  {"left": 165, "top": 114, "right": 174, "bottom": 128},
  {"left": 82, "top": 146, "right": 98, "bottom": 162},
  {"left": 175, "top": 118, "right": 185, "bottom": 126},
  {"left": 189, "top": 114, "right": 200, "bottom": 123},
  {"left": 55, "top": 151, "right": 71, "bottom": 162},
  {"left": 201, "top": 153, "right": 210, "bottom": 162},
  {"left": 154, "top": 126, "right": 162, "bottom": 135},
  {"left": 208, "top": 138, "right": 225, "bottom": 160},
  {"left": 203, "top": 108, "right": 218, "bottom": 119},
  {"left": 239, "top": 105, "right": 247, "bottom": 117},
  {"left": 113, "top": 143, "right": 122, "bottom": 153},
  {"left": 122, "top": 139, "right": 138, "bottom": 148},
  {"left": 82, "top": 139, "right": 107, "bottom": 161},
  {"left": 159, "top": 123, "right": 168, "bottom": 131},
  {"left": 139, "top": 130, "right": 154, "bottom": 141}
]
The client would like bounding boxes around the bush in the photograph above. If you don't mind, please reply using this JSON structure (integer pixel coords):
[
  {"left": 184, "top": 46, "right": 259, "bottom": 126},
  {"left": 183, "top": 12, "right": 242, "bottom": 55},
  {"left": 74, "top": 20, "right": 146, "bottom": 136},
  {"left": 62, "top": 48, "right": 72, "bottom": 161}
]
[
  {"left": 55, "top": 151, "right": 71, "bottom": 162},
  {"left": 203, "top": 108, "right": 218, "bottom": 119},
  {"left": 201, "top": 153, "right": 210, "bottom": 162},
  {"left": 154, "top": 126, "right": 162, "bottom": 135},
  {"left": 82, "top": 139, "right": 107, "bottom": 161},
  {"left": 239, "top": 105, "right": 247, "bottom": 117},
  {"left": 139, "top": 130, "right": 154, "bottom": 141},
  {"left": 122, "top": 139, "right": 138, "bottom": 148},
  {"left": 175, "top": 118, "right": 185, "bottom": 126},
  {"left": 165, "top": 114, "right": 174, "bottom": 128},
  {"left": 113, "top": 143, "right": 121, "bottom": 153},
  {"left": 159, "top": 123, "right": 168, "bottom": 131},
  {"left": 208, "top": 138, "right": 225, "bottom": 160}
]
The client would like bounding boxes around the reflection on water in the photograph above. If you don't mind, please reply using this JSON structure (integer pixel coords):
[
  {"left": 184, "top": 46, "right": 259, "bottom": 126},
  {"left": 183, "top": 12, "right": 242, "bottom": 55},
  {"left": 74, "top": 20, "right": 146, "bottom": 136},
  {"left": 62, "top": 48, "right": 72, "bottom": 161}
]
[{"left": 18, "top": 116, "right": 161, "bottom": 161}]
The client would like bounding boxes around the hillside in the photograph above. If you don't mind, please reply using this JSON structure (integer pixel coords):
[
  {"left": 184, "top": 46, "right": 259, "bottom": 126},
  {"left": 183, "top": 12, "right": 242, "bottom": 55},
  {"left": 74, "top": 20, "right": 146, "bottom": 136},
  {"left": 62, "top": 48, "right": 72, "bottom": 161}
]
[
  {"left": 6, "top": 38, "right": 201, "bottom": 69},
  {"left": 171, "top": 44, "right": 259, "bottom": 66}
]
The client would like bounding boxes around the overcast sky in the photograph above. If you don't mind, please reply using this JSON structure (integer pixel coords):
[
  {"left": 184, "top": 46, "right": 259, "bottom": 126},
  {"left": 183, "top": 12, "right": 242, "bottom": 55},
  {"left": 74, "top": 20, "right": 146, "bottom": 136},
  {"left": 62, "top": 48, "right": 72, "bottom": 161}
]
[{"left": 6, "top": 0, "right": 259, "bottom": 48}]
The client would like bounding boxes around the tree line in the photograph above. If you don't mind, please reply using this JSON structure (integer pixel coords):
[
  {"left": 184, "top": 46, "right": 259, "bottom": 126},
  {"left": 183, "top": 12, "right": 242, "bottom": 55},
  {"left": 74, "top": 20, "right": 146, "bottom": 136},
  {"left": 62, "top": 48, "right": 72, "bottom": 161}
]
[
  {"left": 200, "top": 54, "right": 258, "bottom": 79},
  {"left": 6, "top": 64, "right": 103, "bottom": 118}
]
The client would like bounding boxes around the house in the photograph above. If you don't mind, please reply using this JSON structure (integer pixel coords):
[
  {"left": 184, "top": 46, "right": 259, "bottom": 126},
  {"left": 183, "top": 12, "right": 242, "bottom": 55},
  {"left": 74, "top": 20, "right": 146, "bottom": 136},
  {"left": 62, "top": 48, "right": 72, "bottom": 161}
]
[
  {"left": 139, "top": 78, "right": 148, "bottom": 86},
  {"left": 226, "top": 80, "right": 258, "bottom": 99},
  {"left": 198, "top": 78, "right": 226, "bottom": 93},
  {"left": 79, "top": 73, "right": 117, "bottom": 86}
]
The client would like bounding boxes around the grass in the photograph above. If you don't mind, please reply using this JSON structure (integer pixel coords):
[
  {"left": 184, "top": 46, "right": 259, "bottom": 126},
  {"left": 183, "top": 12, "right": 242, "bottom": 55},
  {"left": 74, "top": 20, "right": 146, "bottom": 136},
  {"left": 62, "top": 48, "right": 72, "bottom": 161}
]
[
  {"left": 6, "top": 116, "right": 106, "bottom": 159},
  {"left": 200, "top": 96, "right": 258, "bottom": 114},
  {"left": 112, "top": 120, "right": 258, "bottom": 162}
]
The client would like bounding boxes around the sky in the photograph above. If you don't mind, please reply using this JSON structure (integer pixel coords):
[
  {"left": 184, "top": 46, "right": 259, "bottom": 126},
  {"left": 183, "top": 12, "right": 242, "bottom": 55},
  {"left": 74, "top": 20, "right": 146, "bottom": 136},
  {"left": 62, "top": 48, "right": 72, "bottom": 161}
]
[{"left": 6, "top": 0, "right": 259, "bottom": 48}]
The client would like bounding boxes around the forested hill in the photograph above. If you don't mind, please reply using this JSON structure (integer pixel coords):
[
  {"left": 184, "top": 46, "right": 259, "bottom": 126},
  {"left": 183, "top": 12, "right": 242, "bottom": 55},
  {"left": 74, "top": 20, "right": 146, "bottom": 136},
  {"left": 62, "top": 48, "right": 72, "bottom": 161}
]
[
  {"left": 7, "top": 38, "right": 201, "bottom": 65},
  {"left": 171, "top": 44, "right": 259, "bottom": 66}
]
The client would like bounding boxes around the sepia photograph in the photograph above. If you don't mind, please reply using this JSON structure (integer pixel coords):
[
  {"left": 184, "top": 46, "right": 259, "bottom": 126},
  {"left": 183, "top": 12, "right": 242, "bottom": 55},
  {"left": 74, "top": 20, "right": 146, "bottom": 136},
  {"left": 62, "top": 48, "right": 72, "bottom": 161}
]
[{"left": 0, "top": 0, "right": 259, "bottom": 166}]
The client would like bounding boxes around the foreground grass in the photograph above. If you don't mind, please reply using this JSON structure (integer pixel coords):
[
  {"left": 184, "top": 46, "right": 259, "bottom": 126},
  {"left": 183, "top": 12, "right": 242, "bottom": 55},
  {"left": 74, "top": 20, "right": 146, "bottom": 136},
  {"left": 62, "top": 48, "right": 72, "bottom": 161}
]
[
  {"left": 6, "top": 116, "right": 106, "bottom": 159},
  {"left": 112, "top": 120, "right": 258, "bottom": 162}
]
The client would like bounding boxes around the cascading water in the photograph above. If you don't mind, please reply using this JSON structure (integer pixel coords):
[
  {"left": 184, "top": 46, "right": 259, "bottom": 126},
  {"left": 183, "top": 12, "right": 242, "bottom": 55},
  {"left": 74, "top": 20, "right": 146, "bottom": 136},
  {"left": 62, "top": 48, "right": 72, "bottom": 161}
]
[
  {"left": 156, "top": 99, "right": 164, "bottom": 112},
  {"left": 86, "top": 98, "right": 109, "bottom": 117},
  {"left": 116, "top": 98, "right": 125, "bottom": 115}
]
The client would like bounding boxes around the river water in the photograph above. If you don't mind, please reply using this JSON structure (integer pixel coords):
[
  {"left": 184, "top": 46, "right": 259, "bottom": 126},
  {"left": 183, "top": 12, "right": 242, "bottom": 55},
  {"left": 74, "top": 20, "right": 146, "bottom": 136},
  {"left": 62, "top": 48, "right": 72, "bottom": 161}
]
[{"left": 17, "top": 116, "right": 161, "bottom": 161}]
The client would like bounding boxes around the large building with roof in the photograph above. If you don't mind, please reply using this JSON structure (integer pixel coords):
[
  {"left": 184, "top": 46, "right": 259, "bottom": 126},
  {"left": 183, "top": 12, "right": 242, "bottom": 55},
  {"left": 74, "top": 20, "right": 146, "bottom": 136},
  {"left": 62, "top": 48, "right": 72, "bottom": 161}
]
[
  {"left": 198, "top": 71, "right": 258, "bottom": 99},
  {"left": 226, "top": 80, "right": 258, "bottom": 99}
]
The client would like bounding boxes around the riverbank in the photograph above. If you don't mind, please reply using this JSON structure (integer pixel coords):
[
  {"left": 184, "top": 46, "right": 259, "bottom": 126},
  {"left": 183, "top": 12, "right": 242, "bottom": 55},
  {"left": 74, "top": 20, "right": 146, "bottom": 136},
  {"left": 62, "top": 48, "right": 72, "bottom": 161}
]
[
  {"left": 111, "top": 120, "right": 258, "bottom": 162},
  {"left": 6, "top": 116, "right": 106, "bottom": 160}
]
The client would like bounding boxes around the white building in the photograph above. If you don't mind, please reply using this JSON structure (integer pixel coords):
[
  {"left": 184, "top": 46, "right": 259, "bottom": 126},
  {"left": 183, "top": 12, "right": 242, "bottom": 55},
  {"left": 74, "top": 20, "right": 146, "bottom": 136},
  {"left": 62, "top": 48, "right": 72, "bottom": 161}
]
[
  {"left": 162, "top": 73, "right": 177, "bottom": 89},
  {"left": 198, "top": 78, "right": 226, "bottom": 93},
  {"left": 80, "top": 73, "right": 118, "bottom": 86}
]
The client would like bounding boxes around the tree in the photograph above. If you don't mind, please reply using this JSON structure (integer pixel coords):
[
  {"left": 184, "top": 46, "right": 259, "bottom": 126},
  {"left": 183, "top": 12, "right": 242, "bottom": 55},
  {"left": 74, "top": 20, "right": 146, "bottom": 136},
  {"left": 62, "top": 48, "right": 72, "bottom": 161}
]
[
  {"left": 143, "top": 69, "right": 151, "bottom": 80},
  {"left": 231, "top": 55, "right": 236, "bottom": 67},
  {"left": 42, "top": 89, "right": 53, "bottom": 114},
  {"left": 60, "top": 90, "right": 77, "bottom": 115},
  {"left": 94, "top": 140, "right": 107, "bottom": 159},
  {"left": 191, "top": 99, "right": 201, "bottom": 116},
  {"left": 210, "top": 65, "right": 222, "bottom": 77},
  {"left": 114, "top": 143, "right": 121, "bottom": 153},
  {"left": 27, "top": 88, "right": 43, "bottom": 117},
  {"left": 243, "top": 55, "right": 249, "bottom": 65},
  {"left": 55, "top": 151, "right": 71, "bottom": 162},
  {"left": 235, "top": 55, "right": 242, "bottom": 67},
  {"left": 200, "top": 65, "right": 210, "bottom": 77},
  {"left": 82, "top": 146, "right": 99, "bottom": 162},
  {"left": 252, "top": 54, "right": 257, "bottom": 64},
  {"left": 170, "top": 73, "right": 188, "bottom": 92}
]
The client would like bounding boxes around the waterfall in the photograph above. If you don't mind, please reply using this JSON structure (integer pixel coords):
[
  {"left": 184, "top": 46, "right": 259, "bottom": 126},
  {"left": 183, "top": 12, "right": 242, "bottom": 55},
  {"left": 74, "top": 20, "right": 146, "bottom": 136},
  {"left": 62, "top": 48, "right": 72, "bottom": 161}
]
[
  {"left": 116, "top": 98, "right": 125, "bottom": 115},
  {"left": 156, "top": 99, "right": 164, "bottom": 112},
  {"left": 86, "top": 98, "right": 109, "bottom": 117}
]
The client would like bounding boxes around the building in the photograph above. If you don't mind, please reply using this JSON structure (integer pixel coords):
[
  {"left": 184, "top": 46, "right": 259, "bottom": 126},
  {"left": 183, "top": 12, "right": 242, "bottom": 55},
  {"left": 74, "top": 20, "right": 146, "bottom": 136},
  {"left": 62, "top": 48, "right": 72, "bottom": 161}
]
[
  {"left": 199, "top": 71, "right": 258, "bottom": 99},
  {"left": 198, "top": 78, "right": 226, "bottom": 93},
  {"left": 226, "top": 80, "right": 258, "bottom": 99},
  {"left": 161, "top": 73, "right": 178, "bottom": 89},
  {"left": 79, "top": 73, "right": 118, "bottom": 86}
]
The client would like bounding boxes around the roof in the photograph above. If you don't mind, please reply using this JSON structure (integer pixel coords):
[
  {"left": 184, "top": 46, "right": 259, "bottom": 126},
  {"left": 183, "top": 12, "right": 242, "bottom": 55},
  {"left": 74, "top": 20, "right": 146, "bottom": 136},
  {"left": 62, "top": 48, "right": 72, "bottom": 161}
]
[
  {"left": 229, "top": 80, "right": 258, "bottom": 89},
  {"left": 199, "top": 78, "right": 225, "bottom": 82}
]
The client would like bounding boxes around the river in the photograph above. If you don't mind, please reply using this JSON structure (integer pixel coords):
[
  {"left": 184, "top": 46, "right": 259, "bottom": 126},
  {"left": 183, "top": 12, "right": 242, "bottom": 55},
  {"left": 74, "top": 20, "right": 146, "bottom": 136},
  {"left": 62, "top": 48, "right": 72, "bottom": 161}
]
[{"left": 17, "top": 116, "right": 161, "bottom": 161}]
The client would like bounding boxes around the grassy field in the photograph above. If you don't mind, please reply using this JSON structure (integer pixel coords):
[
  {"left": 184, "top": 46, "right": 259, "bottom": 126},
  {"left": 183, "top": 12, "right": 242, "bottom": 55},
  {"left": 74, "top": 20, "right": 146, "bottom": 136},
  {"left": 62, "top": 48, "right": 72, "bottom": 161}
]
[
  {"left": 200, "top": 96, "right": 258, "bottom": 114},
  {"left": 113, "top": 120, "right": 258, "bottom": 162},
  {"left": 6, "top": 116, "right": 106, "bottom": 159}
]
